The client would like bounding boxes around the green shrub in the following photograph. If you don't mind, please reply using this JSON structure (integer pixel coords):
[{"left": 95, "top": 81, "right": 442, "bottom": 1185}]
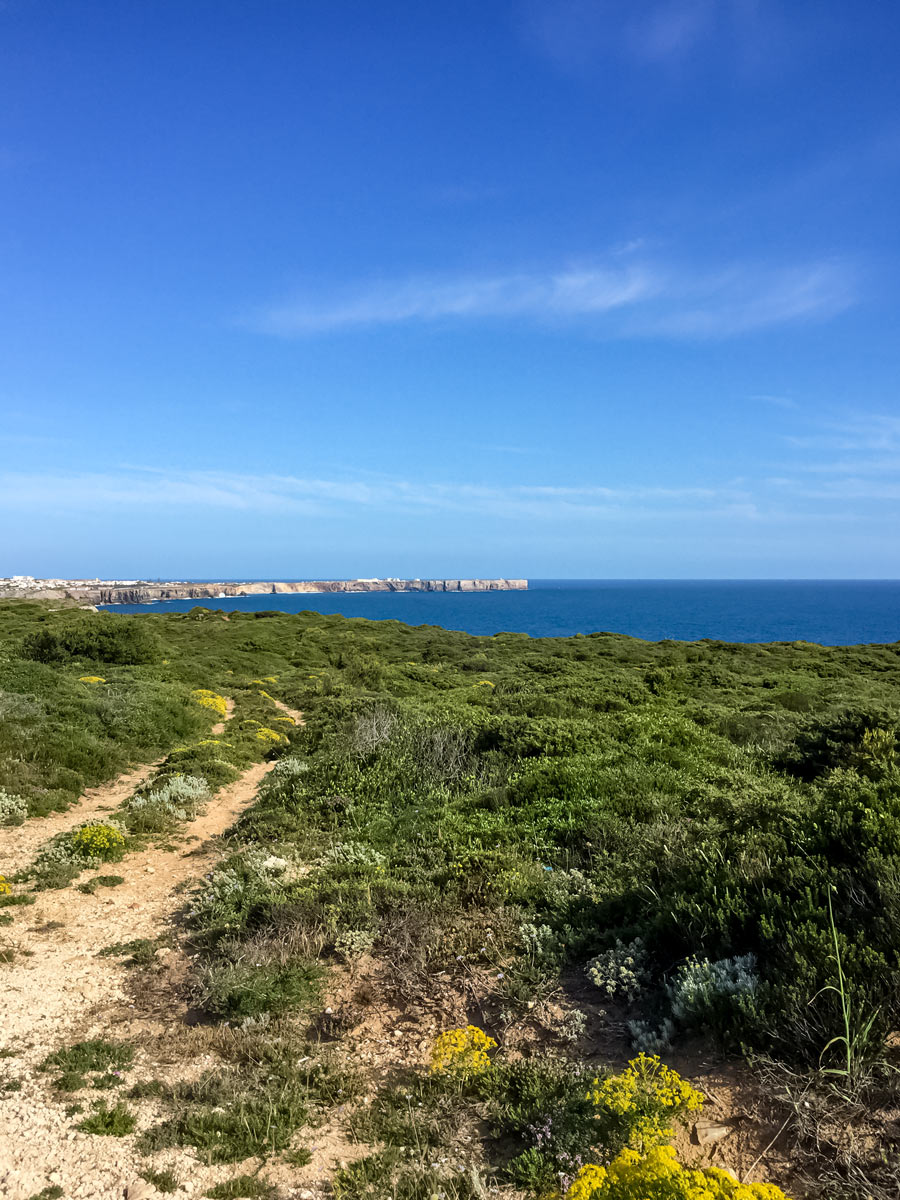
[
  {"left": 22, "top": 614, "right": 162, "bottom": 665},
  {"left": 76, "top": 1099, "right": 136, "bottom": 1136}
]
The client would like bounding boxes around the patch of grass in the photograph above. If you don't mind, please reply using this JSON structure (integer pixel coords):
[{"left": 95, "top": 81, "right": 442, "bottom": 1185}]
[
  {"left": 78, "top": 873, "right": 125, "bottom": 894},
  {"left": 348, "top": 1075, "right": 471, "bottom": 1150},
  {"left": 98, "top": 935, "right": 167, "bottom": 966},
  {"left": 77, "top": 1099, "right": 136, "bottom": 1136},
  {"left": 33, "top": 862, "right": 81, "bottom": 891},
  {"left": 141, "top": 1168, "right": 180, "bottom": 1193},
  {"left": 333, "top": 1149, "right": 483, "bottom": 1200},
  {"left": 0, "top": 913, "right": 12, "bottom": 926},
  {"left": 53, "top": 1070, "right": 88, "bottom": 1092},
  {"left": 282, "top": 1148, "right": 313, "bottom": 1166},
  {"left": 128, "top": 1078, "right": 167, "bottom": 1098},
  {"left": 0, "top": 893, "right": 35, "bottom": 908},
  {"left": 41, "top": 1038, "right": 134, "bottom": 1091},
  {"left": 199, "top": 958, "right": 323, "bottom": 1020},
  {"left": 205, "top": 1176, "right": 277, "bottom": 1199},
  {"left": 1, "top": 1077, "right": 21, "bottom": 1092},
  {"left": 137, "top": 1036, "right": 348, "bottom": 1165},
  {"left": 138, "top": 1093, "right": 306, "bottom": 1163},
  {"left": 27, "top": 1187, "right": 64, "bottom": 1200}
]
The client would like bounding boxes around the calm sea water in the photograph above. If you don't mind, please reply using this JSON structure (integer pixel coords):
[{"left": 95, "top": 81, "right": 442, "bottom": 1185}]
[{"left": 102, "top": 580, "right": 900, "bottom": 645}]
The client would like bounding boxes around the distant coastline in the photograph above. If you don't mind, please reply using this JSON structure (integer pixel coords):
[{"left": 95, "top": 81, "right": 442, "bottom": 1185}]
[{"left": 0, "top": 576, "right": 528, "bottom": 606}]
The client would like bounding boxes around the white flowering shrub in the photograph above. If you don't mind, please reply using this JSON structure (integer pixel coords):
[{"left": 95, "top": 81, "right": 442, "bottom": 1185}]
[
  {"left": 520, "top": 921, "right": 566, "bottom": 968},
  {"left": 668, "top": 953, "right": 759, "bottom": 1026},
  {"left": 0, "top": 790, "right": 27, "bottom": 827},
  {"left": 542, "top": 867, "right": 602, "bottom": 908},
  {"left": 335, "top": 928, "right": 376, "bottom": 959},
  {"left": 189, "top": 846, "right": 295, "bottom": 931},
  {"left": 586, "top": 937, "right": 649, "bottom": 1001}
]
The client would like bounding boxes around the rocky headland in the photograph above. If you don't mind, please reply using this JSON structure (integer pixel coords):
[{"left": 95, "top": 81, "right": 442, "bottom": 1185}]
[{"left": 0, "top": 576, "right": 528, "bottom": 605}]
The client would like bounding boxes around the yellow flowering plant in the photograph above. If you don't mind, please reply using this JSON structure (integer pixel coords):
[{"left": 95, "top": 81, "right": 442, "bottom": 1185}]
[
  {"left": 78, "top": 675, "right": 106, "bottom": 684},
  {"left": 255, "top": 726, "right": 288, "bottom": 745},
  {"left": 0, "top": 875, "right": 11, "bottom": 896},
  {"left": 191, "top": 689, "right": 228, "bottom": 718},
  {"left": 430, "top": 1025, "right": 497, "bottom": 1077},
  {"left": 589, "top": 1055, "right": 704, "bottom": 1153},
  {"left": 71, "top": 823, "right": 126, "bottom": 861},
  {"left": 565, "top": 1146, "right": 792, "bottom": 1200}
]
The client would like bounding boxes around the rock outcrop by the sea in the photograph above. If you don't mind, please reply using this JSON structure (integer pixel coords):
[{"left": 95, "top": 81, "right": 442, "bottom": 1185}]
[{"left": 0, "top": 577, "right": 528, "bottom": 605}]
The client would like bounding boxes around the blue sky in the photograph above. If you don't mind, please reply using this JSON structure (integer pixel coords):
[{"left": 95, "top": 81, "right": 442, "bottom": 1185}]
[{"left": 1, "top": 0, "right": 899, "bottom": 579}]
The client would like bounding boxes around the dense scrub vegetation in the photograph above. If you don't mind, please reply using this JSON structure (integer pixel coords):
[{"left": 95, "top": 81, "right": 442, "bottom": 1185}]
[{"left": 2, "top": 601, "right": 900, "bottom": 1197}]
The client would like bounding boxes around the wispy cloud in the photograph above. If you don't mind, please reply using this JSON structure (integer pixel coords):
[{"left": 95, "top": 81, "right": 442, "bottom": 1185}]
[
  {"left": 0, "top": 467, "right": 754, "bottom": 523},
  {"left": 771, "top": 409, "right": 900, "bottom": 502},
  {"left": 521, "top": 0, "right": 773, "bottom": 70},
  {"left": 253, "top": 262, "right": 657, "bottom": 335},
  {"left": 250, "top": 255, "right": 856, "bottom": 339}
]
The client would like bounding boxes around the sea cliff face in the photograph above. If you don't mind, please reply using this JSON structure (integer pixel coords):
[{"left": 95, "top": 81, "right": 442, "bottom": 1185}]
[{"left": 0, "top": 577, "right": 527, "bottom": 605}]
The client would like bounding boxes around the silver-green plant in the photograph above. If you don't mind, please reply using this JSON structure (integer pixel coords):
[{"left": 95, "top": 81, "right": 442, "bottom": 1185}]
[
  {"left": 668, "top": 953, "right": 758, "bottom": 1024},
  {"left": 627, "top": 1017, "right": 675, "bottom": 1054}
]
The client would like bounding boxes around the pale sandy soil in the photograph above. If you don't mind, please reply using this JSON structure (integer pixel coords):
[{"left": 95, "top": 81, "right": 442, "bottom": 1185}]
[
  {"left": 0, "top": 759, "right": 279, "bottom": 1200},
  {"left": 0, "top": 698, "right": 310, "bottom": 1200}
]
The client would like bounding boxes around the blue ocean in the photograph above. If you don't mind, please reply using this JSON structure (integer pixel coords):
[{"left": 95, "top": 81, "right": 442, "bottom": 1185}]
[{"left": 103, "top": 580, "right": 900, "bottom": 645}]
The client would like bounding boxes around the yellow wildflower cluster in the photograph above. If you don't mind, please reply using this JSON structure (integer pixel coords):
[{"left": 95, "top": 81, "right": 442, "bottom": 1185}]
[
  {"left": 590, "top": 1055, "right": 703, "bottom": 1150},
  {"left": 255, "top": 726, "right": 288, "bottom": 745},
  {"left": 476, "top": 680, "right": 495, "bottom": 687},
  {"left": 430, "top": 1025, "right": 497, "bottom": 1076},
  {"left": 0, "top": 875, "right": 11, "bottom": 896},
  {"left": 565, "top": 1147, "right": 791, "bottom": 1200},
  {"left": 78, "top": 675, "right": 106, "bottom": 684},
  {"left": 191, "top": 689, "right": 228, "bottom": 718},
  {"left": 71, "top": 823, "right": 125, "bottom": 860}
]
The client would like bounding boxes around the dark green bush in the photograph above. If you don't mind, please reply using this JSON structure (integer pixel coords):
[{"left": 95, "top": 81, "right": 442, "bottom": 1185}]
[{"left": 23, "top": 614, "right": 162, "bottom": 665}]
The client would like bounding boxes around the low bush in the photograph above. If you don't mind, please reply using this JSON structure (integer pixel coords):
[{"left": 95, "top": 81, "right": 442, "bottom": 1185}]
[
  {"left": 0, "top": 790, "right": 27, "bottom": 826},
  {"left": 23, "top": 615, "right": 161, "bottom": 665},
  {"left": 76, "top": 1099, "right": 136, "bottom": 1136}
]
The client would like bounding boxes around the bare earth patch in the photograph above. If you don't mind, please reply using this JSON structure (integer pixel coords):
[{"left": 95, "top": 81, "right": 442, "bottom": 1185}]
[{"left": 0, "top": 759, "right": 276, "bottom": 1200}]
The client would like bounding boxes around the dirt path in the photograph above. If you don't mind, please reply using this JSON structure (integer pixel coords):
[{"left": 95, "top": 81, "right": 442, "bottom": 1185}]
[
  {"left": 271, "top": 697, "right": 304, "bottom": 726},
  {"left": 0, "top": 762, "right": 162, "bottom": 879},
  {"left": 1, "top": 698, "right": 241, "bottom": 881},
  {"left": 0, "top": 757, "right": 278, "bottom": 1200},
  {"left": 210, "top": 696, "right": 235, "bottom": 736}
]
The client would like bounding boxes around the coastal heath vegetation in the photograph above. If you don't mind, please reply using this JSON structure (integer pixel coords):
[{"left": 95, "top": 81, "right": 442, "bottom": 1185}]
[{"left": 2, "top": 601, "right": 900, "bottom": 1196}]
